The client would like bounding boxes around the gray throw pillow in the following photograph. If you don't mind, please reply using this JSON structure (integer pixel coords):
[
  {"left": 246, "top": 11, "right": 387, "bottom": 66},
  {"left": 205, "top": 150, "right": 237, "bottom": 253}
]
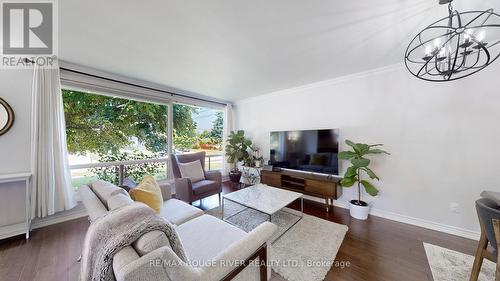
[{"left": 107, "top": 193, "right": 134, "bottom": 210}]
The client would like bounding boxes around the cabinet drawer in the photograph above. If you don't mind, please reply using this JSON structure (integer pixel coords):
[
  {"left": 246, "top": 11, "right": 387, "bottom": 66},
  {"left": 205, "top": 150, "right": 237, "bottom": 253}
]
[
  {"left": 305, "top": 179, "right": 335, "bottom": 196},
  {"left": 261, "top": 172, "right": 281, "bottom": 187}
]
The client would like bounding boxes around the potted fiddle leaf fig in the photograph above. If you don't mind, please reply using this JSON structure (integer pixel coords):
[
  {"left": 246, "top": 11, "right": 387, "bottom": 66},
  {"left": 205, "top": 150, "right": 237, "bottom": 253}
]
[
  {"left": 225, "top": 130, "right": 253, "bottom": 183},
  {"left": 339, "top": 140, "right": 390, "bottom": 220}
]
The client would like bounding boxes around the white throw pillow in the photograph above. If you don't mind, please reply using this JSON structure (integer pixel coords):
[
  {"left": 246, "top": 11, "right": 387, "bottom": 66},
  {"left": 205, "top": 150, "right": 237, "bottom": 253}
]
[
  {"left": 178, "top": 160, "right": 205, "bottom": 183},
  {"left": 91, "top": 180, "right": 127, "bottom": 208}
]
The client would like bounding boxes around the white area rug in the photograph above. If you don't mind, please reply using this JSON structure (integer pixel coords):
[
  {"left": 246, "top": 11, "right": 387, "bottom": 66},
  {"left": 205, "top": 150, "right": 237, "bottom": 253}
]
[
  {"left": 207, "top": 201, "right": 348, "bottom": 281},
  {"left": 424, "top": 243, "right": 496, "bottom": 281}
]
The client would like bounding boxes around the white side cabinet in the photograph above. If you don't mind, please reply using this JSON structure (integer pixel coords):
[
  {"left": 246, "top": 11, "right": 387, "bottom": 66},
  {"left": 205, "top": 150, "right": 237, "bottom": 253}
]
[{"left": 0, "top": 173, "right": 32, "bottom": 240}]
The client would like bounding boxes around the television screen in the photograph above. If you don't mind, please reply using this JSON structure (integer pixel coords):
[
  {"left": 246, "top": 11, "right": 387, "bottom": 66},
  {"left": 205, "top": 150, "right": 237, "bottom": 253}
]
[{"left": 270, "top": 129, "right": 339, "bottom": 175}]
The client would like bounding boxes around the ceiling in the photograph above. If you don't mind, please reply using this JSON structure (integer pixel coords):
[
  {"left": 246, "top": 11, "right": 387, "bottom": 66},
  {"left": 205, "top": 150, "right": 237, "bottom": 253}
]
[{"left": 59, "top": 0, "right": 500, "bottom": 102}]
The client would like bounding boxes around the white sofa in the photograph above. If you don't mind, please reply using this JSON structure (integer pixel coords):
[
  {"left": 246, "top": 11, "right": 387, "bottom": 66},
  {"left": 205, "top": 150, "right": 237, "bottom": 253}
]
[{"left": 79, "top": 180, "right": 277, "bottom": 281}]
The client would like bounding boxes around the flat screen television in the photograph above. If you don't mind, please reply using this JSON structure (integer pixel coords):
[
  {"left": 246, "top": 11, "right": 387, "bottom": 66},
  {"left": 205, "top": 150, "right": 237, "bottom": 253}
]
[{"left": 270, "top": 129, "right": 339, "bottom": 175}]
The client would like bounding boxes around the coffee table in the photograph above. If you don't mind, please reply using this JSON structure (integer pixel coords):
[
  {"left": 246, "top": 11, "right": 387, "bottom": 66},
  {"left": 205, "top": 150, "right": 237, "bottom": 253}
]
[{"left": 222, "top": 184, "right": 303, "bottom": 243}]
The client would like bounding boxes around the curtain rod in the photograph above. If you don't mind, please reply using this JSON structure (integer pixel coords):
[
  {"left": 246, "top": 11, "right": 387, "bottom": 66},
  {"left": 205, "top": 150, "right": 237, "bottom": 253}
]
[{"left": 59, "top": 67, "right": 228, "bottom": 107}]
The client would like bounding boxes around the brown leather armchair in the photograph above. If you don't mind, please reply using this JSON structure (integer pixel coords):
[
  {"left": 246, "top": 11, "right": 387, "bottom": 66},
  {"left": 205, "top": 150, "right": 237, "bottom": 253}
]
[{"left": 171, "top": 151, "right": 222, "bottom": 205}]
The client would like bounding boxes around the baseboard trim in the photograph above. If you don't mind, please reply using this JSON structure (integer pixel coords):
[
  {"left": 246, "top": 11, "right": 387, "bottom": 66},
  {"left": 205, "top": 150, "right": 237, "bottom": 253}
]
[
  {"left": 331, "top": 200, "right": 480, "bottom": 240},
  {"left": 0, "top": 222, "right": 28, "bottom": 240},
  {"left": 31, "top": 206, "right": 88, "bottom": 230}
]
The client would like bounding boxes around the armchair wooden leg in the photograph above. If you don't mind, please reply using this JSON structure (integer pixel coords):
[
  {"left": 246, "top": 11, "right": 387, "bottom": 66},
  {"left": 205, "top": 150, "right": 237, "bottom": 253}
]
[
  {"left": 218, "top": 193, "right": 222, "bottom": 206},
  {"left": 469, "top": 231, "right": 489, "bottom": 281},
  {"left": 493, "top": 219, "right": 500, "bottom": 281}
]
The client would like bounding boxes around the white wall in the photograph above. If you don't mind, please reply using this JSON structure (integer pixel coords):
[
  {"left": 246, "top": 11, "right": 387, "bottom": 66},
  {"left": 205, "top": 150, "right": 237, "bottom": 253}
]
[
  {"left": 0, "top": 69, "right": 33, "bottom": 227},
  {"left": 235, "top": 63, "right": 500, "bottom": 238},
  {"left": 0, "top": 69, "right": 33, "bottom": 174}
]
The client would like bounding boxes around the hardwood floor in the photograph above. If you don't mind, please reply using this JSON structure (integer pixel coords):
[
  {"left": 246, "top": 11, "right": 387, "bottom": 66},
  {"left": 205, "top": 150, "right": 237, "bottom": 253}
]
[
  {"left": 1, "top": 182, "right": 478, "bottom": 281},
  {"left": 0, "top": 217, "right": 88, "bottom": 281}
]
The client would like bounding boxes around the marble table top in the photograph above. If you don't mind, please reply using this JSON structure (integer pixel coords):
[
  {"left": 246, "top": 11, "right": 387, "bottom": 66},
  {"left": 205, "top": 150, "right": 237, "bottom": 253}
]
[
  {"left": 480, "top": 190, "right": 500, "bottom": 205},
  {"left": 223, "top": 184, "right": 303, "bottom": 215}
]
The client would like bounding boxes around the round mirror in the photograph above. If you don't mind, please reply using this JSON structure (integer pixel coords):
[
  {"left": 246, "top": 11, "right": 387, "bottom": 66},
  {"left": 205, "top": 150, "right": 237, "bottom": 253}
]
[{"left": 0, "top": 98, "right": 15, "bottom": 136}]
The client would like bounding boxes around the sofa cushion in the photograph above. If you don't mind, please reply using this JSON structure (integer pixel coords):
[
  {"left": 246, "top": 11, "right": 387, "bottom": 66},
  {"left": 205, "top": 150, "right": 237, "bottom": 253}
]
[
  {"left": 78, "top": 185, "right": 108, "bottom": 221},
  {"left": 129, "top": 176, "right": 163, "bottom": 213},
  {"left": 176, "top": 215, "right": 246, "bottom": 264},
  {"left": 92, "top": 180, "right": 127, "bottom": 209},
  {"left": 132, "top": 230, "right": 171, "bottom": 256},
  {"left": 107, "top": 193, "right": 134, "bottom": 211},
  {"left": 160, "top": 198, "right": 204, "bottom": 225},
  {"left": 157, "top": 180, "right": 172, "bottom": 201},
  {"left": 178, "top": 160, "right": 205, "bottom": 183},
  {"left": 113, "top": 246, "right": 140, "bottom": 274},
  {"left": 192, "top": 180, "right": 218, "bottom": 196}
]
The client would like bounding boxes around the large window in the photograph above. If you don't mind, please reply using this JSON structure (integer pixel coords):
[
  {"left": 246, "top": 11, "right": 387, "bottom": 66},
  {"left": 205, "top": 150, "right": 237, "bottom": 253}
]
[
  {"left": 63, "top": 89, "right": 169, "bottom": 188},
  {"left": 173, "top": 104, "right": 223, "bottom": 171},
  {"left": 62, "top": 89, "right": 225, "bottom": 189}
]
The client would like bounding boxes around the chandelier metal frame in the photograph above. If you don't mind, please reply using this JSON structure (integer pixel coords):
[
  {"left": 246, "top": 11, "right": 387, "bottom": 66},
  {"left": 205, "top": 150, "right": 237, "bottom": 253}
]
[{"left": 405, "top": 0, "right": 500, "bottom": 81}]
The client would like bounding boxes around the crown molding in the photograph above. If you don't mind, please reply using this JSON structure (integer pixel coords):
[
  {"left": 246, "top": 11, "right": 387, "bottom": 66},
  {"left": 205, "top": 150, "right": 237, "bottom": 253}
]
[{"left": 235, "top": 63, "right": 405, "bottom": 106}]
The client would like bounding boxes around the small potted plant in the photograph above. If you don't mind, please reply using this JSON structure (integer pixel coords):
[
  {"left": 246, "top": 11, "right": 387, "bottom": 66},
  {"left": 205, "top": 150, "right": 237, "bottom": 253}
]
[
  {"left": 225, "top": 130, "right": 253, "bottom": 183},
  {"left": 251, "top": 147, "right": 264, "bottom": 167},
  {"left": 339, "top": 140, "right": 389, "bottom": 220}
]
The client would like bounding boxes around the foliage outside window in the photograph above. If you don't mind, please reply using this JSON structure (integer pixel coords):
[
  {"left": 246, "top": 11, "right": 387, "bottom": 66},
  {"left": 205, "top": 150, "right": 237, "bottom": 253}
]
[{"left": 62, "top": 90, "right": 224, "bottom": 187}]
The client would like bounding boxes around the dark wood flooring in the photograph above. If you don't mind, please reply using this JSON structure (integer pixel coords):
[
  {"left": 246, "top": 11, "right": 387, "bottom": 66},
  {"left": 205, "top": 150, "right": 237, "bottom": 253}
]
[{"left": 0, "top": 182, "right": 478, "bottom": 281}]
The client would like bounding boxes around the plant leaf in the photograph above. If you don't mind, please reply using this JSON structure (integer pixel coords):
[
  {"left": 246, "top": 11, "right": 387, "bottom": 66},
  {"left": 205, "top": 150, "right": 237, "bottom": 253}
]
[
  {"left": 344, "top": 166, "right": 358, "bottom": 178},
  {"left": 338, "top": 151, "right": 357, "bottom": 160},
  {"left": 357, "top": 143, "right": 370, "bottom": 155},
  {"left": 351, "top": 157, "right": 370, "bottom": 167},
  {"left": 361, "top": 180, "right": 379, "bottom": 196},
  {"left": 367, "top": 148, "right": 390, "bottom": 155},
  {"left": 346, "top": 140, "right": 372, "bottom": 154},
  {"left": 345, "top": 139, "right": 356, "bottom": 148},
  {"left": 362, "top": 167, "right": 379, "bottom": 180},
  {"left": 340, "top": 176, "right": 357, "bottom": 187}
]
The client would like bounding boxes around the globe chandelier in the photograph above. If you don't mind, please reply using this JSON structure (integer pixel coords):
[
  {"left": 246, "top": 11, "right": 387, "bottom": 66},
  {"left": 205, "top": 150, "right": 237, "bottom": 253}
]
[{"left": 405, "top": 0, "right": 500, "bottom": 81}]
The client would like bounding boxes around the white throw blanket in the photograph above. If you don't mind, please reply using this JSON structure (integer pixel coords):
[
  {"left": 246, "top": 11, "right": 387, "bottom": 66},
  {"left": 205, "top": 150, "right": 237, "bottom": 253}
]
[{"left": 80, "top": 202, "right": 188, "bottom": 281}]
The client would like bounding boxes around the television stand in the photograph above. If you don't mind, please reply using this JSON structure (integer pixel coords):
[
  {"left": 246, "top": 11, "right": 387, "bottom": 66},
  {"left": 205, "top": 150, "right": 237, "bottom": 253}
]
[{"left": 261, "top": 170, "right": 342, "bottom": 212}]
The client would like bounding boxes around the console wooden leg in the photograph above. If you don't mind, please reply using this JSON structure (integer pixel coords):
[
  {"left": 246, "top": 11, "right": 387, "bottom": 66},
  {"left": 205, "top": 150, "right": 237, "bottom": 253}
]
[{"left": 325, "top": 198, "right": 329, "bottom": 212}]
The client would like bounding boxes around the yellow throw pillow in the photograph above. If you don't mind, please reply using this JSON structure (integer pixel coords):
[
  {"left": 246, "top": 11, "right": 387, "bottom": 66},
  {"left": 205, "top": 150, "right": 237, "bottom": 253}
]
[{"left": 129, "top": 176, "right": 163, "bottom": 213}]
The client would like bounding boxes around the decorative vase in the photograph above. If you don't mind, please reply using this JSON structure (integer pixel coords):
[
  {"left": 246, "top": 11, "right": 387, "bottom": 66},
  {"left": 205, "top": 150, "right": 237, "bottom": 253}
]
[
  {"left": 349, "top": 200, "right": 370, "bottom": 220},
  {"left": 254, "top": 160, "right": 261, "bottom": 167},
  {"left": 229, "top": 170, "right": 242, "bottom": 183}
]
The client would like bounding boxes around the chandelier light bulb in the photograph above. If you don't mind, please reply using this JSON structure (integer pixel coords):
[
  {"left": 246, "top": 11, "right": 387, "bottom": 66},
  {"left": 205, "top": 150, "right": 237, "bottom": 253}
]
[
  {"left": 433, "top": 38, "right": 442, "bottom": 48},
  {"left": 476, "top": 30, "right": 486, "bottom": 43},
  {"left": 425, "top": 45, "right": 433, "bottom": 56},
  {"left": 438, "top": 47, "right": 446, "bottom": 58},
  {"left": 464, "top": 32, "right": 471, "bottom": 43}
]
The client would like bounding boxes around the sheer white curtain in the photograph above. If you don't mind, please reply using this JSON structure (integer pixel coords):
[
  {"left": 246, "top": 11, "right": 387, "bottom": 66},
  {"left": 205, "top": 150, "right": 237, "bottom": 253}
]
[
  {"left": 31, "top": 60, "right": 76, "bottom": 218},
  {"left": 222, "top": 104, "right": 235, "bottom": 175}
]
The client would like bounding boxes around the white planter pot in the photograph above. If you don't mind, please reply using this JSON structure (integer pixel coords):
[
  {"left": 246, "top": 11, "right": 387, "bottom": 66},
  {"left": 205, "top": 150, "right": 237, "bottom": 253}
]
[{"left": 349, "top": 200, "right": 370, "bottom": 220}]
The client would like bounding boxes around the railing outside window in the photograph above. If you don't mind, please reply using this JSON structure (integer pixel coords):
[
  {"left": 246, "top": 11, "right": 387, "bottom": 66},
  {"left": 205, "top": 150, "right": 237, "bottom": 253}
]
[{"left": 69, "top": 154, "right": 222, "bottom": 188}]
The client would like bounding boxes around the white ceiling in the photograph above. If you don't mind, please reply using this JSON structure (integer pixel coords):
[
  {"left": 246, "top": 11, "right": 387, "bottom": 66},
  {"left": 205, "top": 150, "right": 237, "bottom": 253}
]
[{"left": 59, "top": 0, "right": 500, "bottom": 102}]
